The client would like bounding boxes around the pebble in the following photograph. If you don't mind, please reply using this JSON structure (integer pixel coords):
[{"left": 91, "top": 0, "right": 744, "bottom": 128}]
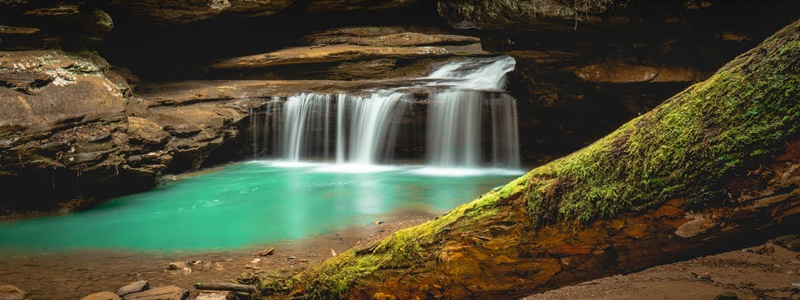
[
  {"left": 189, "top": 260, "right": 204, "bottom": 266},
  {"left": 251, "top": 258, "right": 261, "bottom": 264},
  {"left": 168, "top": 262, "right": 187, "bottom": 270},
  {"left": 792, "top": 282, "right": 800, "bottom": 288},
  {"left": 116, "top": 280, "right": 149, "bottom": 296},
  {"left": 258, "top": 247, "right": 275, "bottom": 256}
]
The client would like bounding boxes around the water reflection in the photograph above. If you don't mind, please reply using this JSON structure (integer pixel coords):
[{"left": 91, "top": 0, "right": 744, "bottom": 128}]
[{"left": 0, "top": 161, "right": 522, "bottom": 252}]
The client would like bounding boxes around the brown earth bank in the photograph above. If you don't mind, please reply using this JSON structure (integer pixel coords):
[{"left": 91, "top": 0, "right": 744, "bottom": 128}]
[
  {"left": 0, "top": 210, "right": 435, "bottom": 300},
  {"left": 1, "top": 210, "right": 797, "bottom": 300}
]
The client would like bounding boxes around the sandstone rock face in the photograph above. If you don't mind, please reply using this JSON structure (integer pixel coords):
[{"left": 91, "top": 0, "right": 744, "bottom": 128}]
[
  {"left": 0, "top": 1, "right": 113, "bottom": 49},
  {"left": 304, "top": 0, "right": 427, "bottom": 14},
  {"left": 100, "top": 0, "right": 297, "bottom": 26},
  {"left": 0, "top": 285, "right": 26, "bottom": 300},
  {"left": 81, "top": 291, "right": 121, "bottom": 300},
  {"left": 208, "top": 26, "right": 485, "bottom": 81},
  {"left": 123, "top": 286, "right": 187, "bottom": 300},
  {"left": 437, "top": 0, "right": 630, "bottom": 29},
  {"left": 0, "top": 50, "right": 255, "bottom": 214}
]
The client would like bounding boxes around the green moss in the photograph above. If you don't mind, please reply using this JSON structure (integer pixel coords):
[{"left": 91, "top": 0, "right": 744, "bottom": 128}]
[
  {"left": 526, "top": 25, "right": 800, "bottom": 226},
  {"left": 289, "top": 175, "right": 530, "bottom": 299}
]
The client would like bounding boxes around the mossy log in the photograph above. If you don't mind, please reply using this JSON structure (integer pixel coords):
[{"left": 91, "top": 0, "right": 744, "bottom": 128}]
[{"left": 264, "top": 19, "right": 800, "bottom": 300}]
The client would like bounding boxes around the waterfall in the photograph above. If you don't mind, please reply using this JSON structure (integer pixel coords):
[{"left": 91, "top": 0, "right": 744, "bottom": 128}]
[
  {"left": 424, "top": 56, "right": 520, "bottom": 168},
  {"left": 254, "top": 56, "right": 521, "bottom": 168},
  {"left": 346, "top": 93, "right": 409, "bottom": 164}
]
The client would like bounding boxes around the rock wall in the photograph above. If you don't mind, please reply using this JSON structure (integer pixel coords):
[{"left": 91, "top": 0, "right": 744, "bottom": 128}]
[{"left": 1, "top": 0, "right": 799, "bottom": 213}]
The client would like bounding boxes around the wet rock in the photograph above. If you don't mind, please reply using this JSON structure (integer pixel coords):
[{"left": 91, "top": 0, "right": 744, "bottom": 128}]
[
  {"left": 168, "top": 262, "right": 187, "bottom": 270},
  {"left": 116, "top": 280, "right": 149, "bottom": 296},
  {"left": 81, "top": 291, "right": 121, "bottom": 300},
  {"left": 0, "top": 285, "right": 26, "bottom": 300},
  {"left": 123, "top": 286, "right": 187, "bottom": 300},
  {"left": 257, "top": 247, "right": 274, "bottom": 256}
]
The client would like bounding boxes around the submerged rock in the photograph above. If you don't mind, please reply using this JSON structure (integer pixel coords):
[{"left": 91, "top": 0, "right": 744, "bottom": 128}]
[{"left": 116, "top": 281, "right": 149, "bottom": 296}]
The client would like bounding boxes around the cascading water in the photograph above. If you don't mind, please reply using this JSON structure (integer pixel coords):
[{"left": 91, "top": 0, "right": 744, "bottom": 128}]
[
  {"left": 251, "top": 56, "right": 521, "bottom": 168},
  {"left": 425, "top": 56, "right": 520, "bottom": 168}
]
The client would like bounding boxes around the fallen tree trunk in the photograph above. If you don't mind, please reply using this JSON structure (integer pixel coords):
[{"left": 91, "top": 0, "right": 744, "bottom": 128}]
[{"left": 263, "top": 19, "right": 800, "bottom": 300}]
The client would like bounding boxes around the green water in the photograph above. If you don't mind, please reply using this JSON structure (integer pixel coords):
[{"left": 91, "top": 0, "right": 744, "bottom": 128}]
[{"left": 0, "top": 161, "right": 521, "bottom": 252}]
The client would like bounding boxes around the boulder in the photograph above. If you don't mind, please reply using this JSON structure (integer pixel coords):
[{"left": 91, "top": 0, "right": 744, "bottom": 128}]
[
  {"left": 116, "top": 281, "right": 149, "bottom": 296},
  {"left": 0, "top": 285, "right": 26, "bottom": 300},
  {"left": 123, "top": 286, "right": 187, "bottom": 300},
  {"left": 81, "top": 291, "right": 121, "bottom": 300}
]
